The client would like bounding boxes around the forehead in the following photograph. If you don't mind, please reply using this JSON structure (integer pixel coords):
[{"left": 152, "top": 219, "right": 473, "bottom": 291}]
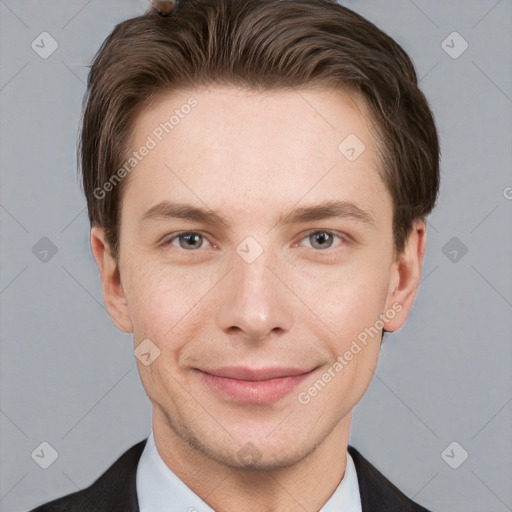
[{"left": 122, "top": 86, "right": 389, "bottom": 224}]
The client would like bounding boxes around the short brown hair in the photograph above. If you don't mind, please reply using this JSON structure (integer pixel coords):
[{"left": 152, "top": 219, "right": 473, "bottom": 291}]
[{"left": 80, "top": 0, "right": 440, "bottom": 260}]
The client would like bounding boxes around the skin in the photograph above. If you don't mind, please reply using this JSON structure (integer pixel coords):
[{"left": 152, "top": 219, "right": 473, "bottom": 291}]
[{"left": 91, "top": 86, "right": 426, "bottom": 512}]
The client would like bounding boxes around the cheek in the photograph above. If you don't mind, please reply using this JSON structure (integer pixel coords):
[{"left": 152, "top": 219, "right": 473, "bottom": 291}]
[
  {"left": 290, "top": 254, "right": 392, "bottom": 338},
  {"left": 122, "top": 257, "right": 217, "bottom": 340}
]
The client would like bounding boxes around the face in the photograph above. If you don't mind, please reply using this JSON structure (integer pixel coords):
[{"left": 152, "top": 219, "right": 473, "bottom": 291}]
[{"left": 92, "top": 86, "right": 425, "bottom": 471}]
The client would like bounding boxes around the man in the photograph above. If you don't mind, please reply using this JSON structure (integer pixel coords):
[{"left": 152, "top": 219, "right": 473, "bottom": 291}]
[{"left": 31, "top": 0, "right": 439, "bottom": 510}]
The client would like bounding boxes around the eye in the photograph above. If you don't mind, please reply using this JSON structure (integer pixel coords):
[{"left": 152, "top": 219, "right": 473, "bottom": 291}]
[
  {"left": 298, "top": 230, "right": 345, "bottom": 250},
  {"left": 162, "top": 231, "right": 212, "bottom": 250}
]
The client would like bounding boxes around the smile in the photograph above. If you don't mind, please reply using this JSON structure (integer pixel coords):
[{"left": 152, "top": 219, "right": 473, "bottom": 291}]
[{"left": 196, "top": 366, "right": 318, "bottom": 405}]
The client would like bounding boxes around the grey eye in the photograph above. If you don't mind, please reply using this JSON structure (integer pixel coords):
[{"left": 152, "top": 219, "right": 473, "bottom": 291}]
[
  {"left": 309, "top": 231, "right": 335, "bottom": 250},
  {"left": 176, "top": 233, "right": 204, "bottom": 250},
  {"left": 299, "top": 230, "right": 344, "bottom": 251}
]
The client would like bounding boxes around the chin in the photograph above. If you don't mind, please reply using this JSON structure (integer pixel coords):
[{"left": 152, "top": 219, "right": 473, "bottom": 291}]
[{"left": 217, "top": 442, "right": 315, "bottom": 472}]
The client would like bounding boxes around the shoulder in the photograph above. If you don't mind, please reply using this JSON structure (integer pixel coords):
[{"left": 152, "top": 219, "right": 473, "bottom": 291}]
[
  {"left": 29, "top": 439, "right": 147, "bottom": 512},
  {"left": 29, "top": 439, "right": 431, "bottom": 511},
  {"left": 348, "top": 445, "right": 432, "bottom": 512}
]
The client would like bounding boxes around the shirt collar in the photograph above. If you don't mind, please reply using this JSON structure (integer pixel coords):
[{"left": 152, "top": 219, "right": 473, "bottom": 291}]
[{"left": 136, "top": 429, "right": 361, "bottom": 511}]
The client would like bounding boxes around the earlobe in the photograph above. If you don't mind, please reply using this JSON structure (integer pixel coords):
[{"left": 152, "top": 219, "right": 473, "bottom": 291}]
[
  {"left": 90, "top": 226, "right": 133, "bottom": 333},
  {"left": 384, "top": 219, "right": 427, "bottom": 333}
]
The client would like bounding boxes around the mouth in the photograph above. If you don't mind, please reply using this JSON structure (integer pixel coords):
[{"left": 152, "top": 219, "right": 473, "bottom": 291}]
[{"left": 195, "top": 366, "right": 318, "bottom": 404}]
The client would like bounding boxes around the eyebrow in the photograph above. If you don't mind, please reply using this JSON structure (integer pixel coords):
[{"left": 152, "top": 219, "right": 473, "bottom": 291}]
[
  {"left": 139, "top": 199, "right": 375, "bottom": 229},
  {"left": 140, "top": 201, "right": 228, "bottom": 227},
  {"left": 279, "top": 200, "right": 375, "bottom": 226}
]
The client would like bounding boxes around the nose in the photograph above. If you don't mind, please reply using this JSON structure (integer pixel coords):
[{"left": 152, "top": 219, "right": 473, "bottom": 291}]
[{"left": 215, "top": 246, "right": 294, "bottom": 342}]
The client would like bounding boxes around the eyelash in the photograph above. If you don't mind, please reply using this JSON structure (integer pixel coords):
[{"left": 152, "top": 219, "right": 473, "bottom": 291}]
[{"left": 160, "top": 230, "right": 347, "bottom": 252}]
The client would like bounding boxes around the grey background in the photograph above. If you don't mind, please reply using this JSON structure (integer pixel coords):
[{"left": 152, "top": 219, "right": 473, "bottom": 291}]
[{"left": 1, "top": 1, "right": 511, "bottom": 511}]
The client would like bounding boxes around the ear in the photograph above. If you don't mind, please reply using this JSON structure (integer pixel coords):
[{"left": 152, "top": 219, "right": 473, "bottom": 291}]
[
  {"left": 383, "top": 219, "right": 426, "bottom": 333},
  {"left": 90, "top": 226, "right": 133, "bottom": 333}
]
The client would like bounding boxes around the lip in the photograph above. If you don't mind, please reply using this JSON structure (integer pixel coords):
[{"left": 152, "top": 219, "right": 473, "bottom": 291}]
[{"left": 196, "top": 366, "right": 317, "bottom": 404}]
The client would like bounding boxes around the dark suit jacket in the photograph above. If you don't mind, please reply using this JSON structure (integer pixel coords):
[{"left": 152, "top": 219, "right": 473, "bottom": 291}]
[{"left": 30, "top": 440, "right": 432, "bottom": 511}]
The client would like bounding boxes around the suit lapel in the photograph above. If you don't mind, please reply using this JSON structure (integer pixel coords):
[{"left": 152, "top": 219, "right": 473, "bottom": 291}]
[
  {"left": 347, "top": 445, "right": 430, "bottom": 511},
  {"left": 87, "top": 439, "right": 146, "bottom": 512}
]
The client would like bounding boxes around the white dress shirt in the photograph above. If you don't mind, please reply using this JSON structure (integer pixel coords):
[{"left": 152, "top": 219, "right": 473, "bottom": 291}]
[{"left": 136, "top": 429, "right": 362, "bottom": 512}]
